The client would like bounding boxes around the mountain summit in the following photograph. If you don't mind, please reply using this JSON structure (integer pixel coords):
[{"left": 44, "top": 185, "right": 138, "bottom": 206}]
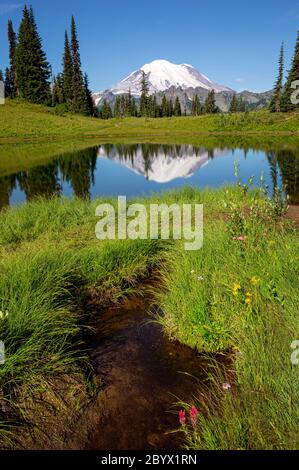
[
  {"left": 93, "top": 59, "right": 232, "bottom": 106},
  {"left": 111, "top": 59, "right": 231, "bottom": 95}
]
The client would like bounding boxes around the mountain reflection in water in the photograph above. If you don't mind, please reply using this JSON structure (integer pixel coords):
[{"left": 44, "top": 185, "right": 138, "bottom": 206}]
[{"left": 0, "top": 143, "right": 298, "bottom": 209}]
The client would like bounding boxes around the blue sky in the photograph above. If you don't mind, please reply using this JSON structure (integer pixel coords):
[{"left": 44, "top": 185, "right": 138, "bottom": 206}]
[{"left": 0, "top": 0, "right": 299, "bottom": 93}]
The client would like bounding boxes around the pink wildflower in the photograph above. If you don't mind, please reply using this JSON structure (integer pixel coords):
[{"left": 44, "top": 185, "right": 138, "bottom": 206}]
[
  {"left": 190, "top": 406, "right": 199, "bottom": 427},
  {"left": 179, "top": 410, "right": 186, "bottom": 426}
]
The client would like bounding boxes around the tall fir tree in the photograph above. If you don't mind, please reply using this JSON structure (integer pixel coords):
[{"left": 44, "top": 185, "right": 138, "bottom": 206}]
[
  {"left": 147, "top": 94, "right": 155, "bottom": 117},
  {"left": 126, "top": 89, "right": 132, "bottom": 116},
  {"left": 100, "top": 99, "right": 113, "bottom": 119},
  {"left": 229, "top": 93, "right": 239, "bottom": 112},
  {"left": 238, "top": 96, "right": 246, "bottom": 112},
  {"left": 4, "top": 67, "right": 14, "bottom": 97},
  {"left": 70, "top": 16, "right": 89, "bottom": 114},
  {"left": 0, "top": 70, "right": 3, "bottom": 82},
  {"left": 52, "top": 73, "right": 65, "bottom": 106},
  {"left": 140, "top": 71, "right": 149, "bottom": 117},
  {"left": 269, "top": 42, "right": 284, "bottom": 113},
  {"left": 168, "top": 98, "right": 174, "bottom": 117},
  {"left": 62, "top": 31, "right": 74, "bottom": 106},
  {"left": 174, "top": 96, "right": 182, "bottom": 116},
  {"left": 15, "top": 6, "right": 51, "bottom": 104},
  {"left": 161, "top": 94, "right": 168, "bottom": 117},
  {"left": 191, "top": 94, "right": 202, "bottom": 115},
  {"left": 8, "top": 20, "right": 17, "bottom": 97},
  {"left": 281, "top": 31, "right": 299, "bottom": 112},
  {"left": 153, "top": 94, "right": 160, "bottom": 117},
  {"left": 205, "top": 89, "right": 218, "bottom": 114},
  {"left": 114, "top": 95, "right": 122, "bottom": 117},
  {"left": 84, "top": 73, "right": 96, "bottom": 116}
]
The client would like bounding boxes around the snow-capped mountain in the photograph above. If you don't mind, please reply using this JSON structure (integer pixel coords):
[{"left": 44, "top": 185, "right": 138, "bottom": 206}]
[
  {"left": 97, "top": 145, "right": 224, "bottom": 183},
  {"left": 93, "top": 59, "right": 232, "bottom": 106}
]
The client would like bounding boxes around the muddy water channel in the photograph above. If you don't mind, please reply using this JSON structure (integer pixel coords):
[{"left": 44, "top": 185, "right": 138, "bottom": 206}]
[{"left": 83, "top": 285, "right": 226, "bottom": 451}]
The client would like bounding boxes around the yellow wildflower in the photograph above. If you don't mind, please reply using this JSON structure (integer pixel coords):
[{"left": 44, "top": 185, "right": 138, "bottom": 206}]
[
  {"left": 251, "top": 276, "right": 260, "bottom": 286},
  {"left": 232, "top": 283, "right": 241, "bottom": 296}
]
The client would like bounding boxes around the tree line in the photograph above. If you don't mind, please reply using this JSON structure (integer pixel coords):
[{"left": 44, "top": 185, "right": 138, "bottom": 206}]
[{"left": 0, "top": 5, "right": 95, "bottom": 116}]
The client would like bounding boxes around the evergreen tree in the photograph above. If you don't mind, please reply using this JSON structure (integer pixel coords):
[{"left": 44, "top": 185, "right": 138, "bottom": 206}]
[
  {"left": 229, "top": 93, "right": 239, "bottom": 112},
  {"left": 62, "top": 31, "right": 73, "bottom": 106},
  {"left": 154, "top": 94, "right": 161, "bottom": 117},
  {"left": 168, "top": 98, "right": 173, "bottom": 117},
  {"left": 100, "top": 99, "right": 113, "bottom": 119},
  {"left": 269, "top": 42, "right": 284, "bottom": 113},
  {"left": 15, "top": 6, "right": 51, "bottom": 104},
  {"left": 52, "top": 73, "right": 65, "bottom": 106},
  {"left": 238, "top": 96, "right": 247, "bottom": 112},
  {"left": 174, "top": 96, "right": 182, "bottom": 116},
  {"left": 51, "top": 76, "right": 58, "bottom": 106},
  {"left": 147, "top": 94, "right": 158, "bottom": 117},
  {"left": 113, "top": 93, "right": 137, "bottom": 118},
  {"left": 84, "top": 73, "right": 95, "bottom": 116},
  {"left": 191, "top": 94, "right": 202, "bottom": 115},
  {"left": 281, "top": 31, "right": 299, "bottom": 112},
  {"left": 140, "top": 71, "right": 149, "bottom": 116},
  {"left": 131, "top": 96, "right": 137, "bottom": 117},
  {"left": 70, "top": 16, "right": 89, "bottom": 114},
  {"left": 161, "top": 94, "right": 168, "bottom": 117},
  {"left": 0, "top": 70, "right": 3, "bottom": 82},
  {"left": 191, "top": 95, "right": 196, "bottom": 115},
  {"left": 120, "top": 95, "right": 126, "bottom": 116},
  {"left": 4, "top": 67, "right": 14, "bottom": 98},
  {"left": 114, "top": 95, "right": 121, "bottom": 117},
  {"left": 8, "top": 20, "right": 17, "bottom": 97},
  {"left": 205, "top": 89, "right": 218, "bottom": 114},
  {"left": 125, "top": 89, "right": 136, "bottom": 116}
]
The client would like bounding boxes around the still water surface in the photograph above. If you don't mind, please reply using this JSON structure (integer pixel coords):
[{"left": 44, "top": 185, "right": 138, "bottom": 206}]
[{"left": 0, "top": 143, "right": 298, "bottom": 209}]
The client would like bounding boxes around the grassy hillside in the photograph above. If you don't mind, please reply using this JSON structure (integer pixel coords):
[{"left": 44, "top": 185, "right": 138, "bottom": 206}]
[{"left": 1, "top": 100, "right": 299, "bottom": 142}]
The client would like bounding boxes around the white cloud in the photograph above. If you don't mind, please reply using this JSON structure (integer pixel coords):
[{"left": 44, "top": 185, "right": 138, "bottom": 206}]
[
  {"left": 0, "top": 3, "right": 22, "bottom": 15},
  {"left": 235, "top": 78, "right": 245, "bottom": 84}
]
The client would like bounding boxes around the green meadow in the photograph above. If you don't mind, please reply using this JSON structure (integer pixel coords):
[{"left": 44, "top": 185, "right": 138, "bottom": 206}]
[{"left": 1, "top": 100, "right": 299, "bottom": 144}]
